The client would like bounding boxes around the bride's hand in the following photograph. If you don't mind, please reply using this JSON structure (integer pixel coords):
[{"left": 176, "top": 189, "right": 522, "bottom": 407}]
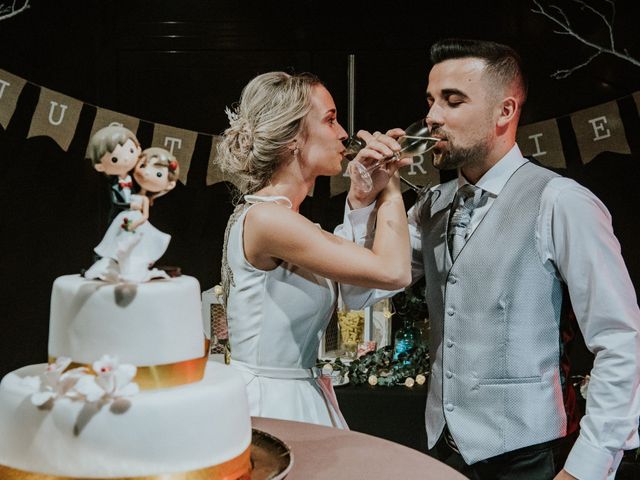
[{"left": 347, "top": 128, "right": 411, "bottom": 209}]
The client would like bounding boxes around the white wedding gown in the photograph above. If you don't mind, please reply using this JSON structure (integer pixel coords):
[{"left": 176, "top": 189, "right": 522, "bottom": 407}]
[
  {"left": 85, "top": 194, "right": 171, "bottom": 283},
  {"left": 225, "top": 195, "right": 347, "bottom": 428}
]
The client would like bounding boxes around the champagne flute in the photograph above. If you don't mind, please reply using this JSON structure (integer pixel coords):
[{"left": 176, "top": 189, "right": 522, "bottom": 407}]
[{"left": 344, "top": 118, "right": 439, "bottom": 193}]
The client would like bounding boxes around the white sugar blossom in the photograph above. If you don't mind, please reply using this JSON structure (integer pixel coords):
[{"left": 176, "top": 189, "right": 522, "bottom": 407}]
[
  {"left": 75, "top": 355, "right": 139, "bottom": 402},
  {"left": 30, "top": 357, "right": 88, "bottom": 406}
]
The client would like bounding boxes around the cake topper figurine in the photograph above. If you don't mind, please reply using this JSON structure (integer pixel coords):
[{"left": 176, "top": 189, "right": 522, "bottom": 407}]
[
  {"left": 84, "top": 147, "right": 180, "bottom": 283},
  {"left": 87, "top": 123, "right": 142, "bottom": 224}
]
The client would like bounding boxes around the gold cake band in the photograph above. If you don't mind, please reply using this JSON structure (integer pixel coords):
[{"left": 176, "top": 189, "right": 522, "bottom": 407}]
[
  {"left": 48, "top": 339, "right": 211, "bottom": 391},
  {"left": 0, "top": 444, "right": 251, "bottom": 480}
]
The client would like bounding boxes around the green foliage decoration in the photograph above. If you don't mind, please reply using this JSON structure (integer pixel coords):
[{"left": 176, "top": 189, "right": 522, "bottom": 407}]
[{"left": 318, "top": 344, "right": 429, "bottom": 387}]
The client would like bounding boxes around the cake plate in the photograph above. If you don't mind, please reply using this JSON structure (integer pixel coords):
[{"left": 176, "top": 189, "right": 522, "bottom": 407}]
[{"left": 250, "top": 428, "right": 293, "bottom": 479}]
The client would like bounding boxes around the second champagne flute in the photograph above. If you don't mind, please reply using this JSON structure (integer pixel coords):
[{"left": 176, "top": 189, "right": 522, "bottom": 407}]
[{"left": 344, "top": 118, "right": 439, "bottom": 193}]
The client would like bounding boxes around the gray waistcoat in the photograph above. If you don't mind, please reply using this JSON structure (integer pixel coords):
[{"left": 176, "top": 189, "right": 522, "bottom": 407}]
[{"left": 421, "top": 161, "right": 567, "bottom": 464}]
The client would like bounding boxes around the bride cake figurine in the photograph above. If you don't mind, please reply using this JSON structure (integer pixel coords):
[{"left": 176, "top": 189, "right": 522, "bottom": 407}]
[{"left": 85, "top": 147, "right": 180, "bottom": 283}]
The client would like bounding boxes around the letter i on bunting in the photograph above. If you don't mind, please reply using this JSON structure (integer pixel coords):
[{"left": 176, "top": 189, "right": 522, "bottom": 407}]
[
  {"left": 0, "top": 69, "right": 27, "bottom": 130},
  {"left": 516, "top": 119, "right": 566, "bottom": 169},
  {"left": 27, "top": 87, "right": 83, "bottom": 151}
]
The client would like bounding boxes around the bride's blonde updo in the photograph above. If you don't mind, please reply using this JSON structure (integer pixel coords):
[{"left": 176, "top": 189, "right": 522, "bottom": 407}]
[{"left": 217, "top": 71, "right": 321, "bottom": 195}]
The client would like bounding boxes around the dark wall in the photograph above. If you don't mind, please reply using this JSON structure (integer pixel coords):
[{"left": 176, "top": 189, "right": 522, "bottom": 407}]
[{"left": 0, "top": 0, "right": 638, "bottom": 376}]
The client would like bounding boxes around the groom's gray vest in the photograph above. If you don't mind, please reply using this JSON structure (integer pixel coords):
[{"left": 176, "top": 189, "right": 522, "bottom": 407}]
[{"left": 421, "top": 161, "right": 570, "bottom": 464}]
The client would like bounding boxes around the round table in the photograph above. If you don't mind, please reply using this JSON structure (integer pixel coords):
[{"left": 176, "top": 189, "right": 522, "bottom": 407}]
[{"left": 252, "top": 417, "right": 467, "bottom": 479}]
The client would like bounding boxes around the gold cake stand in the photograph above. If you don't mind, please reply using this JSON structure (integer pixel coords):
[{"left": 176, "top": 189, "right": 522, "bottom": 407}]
[{"left": 250, "top": 428, "right": 293, "bottom": 479}]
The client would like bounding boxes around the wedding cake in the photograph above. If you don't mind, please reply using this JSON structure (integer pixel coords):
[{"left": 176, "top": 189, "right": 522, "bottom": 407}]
[
  {"left": 0, "top": 274, "right": 253, "bottom": 479},
  {"left": 0, "top": 136, "right": 252, "bottom": 479}
]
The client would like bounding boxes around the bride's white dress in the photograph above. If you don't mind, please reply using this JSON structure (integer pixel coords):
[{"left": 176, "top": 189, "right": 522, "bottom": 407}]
[
  {"left": 85, "top": 194, "right": 171, "bottom": 283},
  {"left": 225, "top": 195, "right": 347, "bottom": 428}
]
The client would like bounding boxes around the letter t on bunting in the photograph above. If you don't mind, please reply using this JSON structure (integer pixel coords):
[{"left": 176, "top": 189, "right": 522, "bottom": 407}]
[
  {"left": 0, "top": 69, "right": 27, "bottom": 130},
  {"left": 27, "top": 87, "right": 83, "bottom": 151},
  {"left": 516, "top": 119, "right": 566, "bottom": 169},
  {"left": 151, "top": 123, "right": 197, "bottom": 185}
]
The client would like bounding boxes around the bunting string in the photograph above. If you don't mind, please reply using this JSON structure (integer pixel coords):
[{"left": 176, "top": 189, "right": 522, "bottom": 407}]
[{"left": 1, "top": 68, "right": 637, "bottom": 196}]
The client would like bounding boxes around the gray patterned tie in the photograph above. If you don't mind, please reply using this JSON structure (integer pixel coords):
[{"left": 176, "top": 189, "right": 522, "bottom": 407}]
[{"left": 448, "top": 184, "right": 481, "bottom": 260}]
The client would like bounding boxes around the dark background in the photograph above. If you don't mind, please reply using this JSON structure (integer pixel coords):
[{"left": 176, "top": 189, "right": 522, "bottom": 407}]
[{"left": 0, "top": 0, "right": 638, "bottom": 380}]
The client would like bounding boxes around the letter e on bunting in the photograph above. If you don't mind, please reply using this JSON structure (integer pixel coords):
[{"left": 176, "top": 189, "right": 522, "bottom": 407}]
[
  {"left": 516, "top": 119, "right": 566, "bottom": 168},
  {"left": 27, "top": 87, "right": 82, "bottom": 151},
  {"left": 151, "top": 123, "right": 197, "bottom": 185},
  {"left": 570, "top": 101, "right": 630, "bottom": 164},
  {"left": 0, "top": 69, "right": 27, "bottom": 129}
]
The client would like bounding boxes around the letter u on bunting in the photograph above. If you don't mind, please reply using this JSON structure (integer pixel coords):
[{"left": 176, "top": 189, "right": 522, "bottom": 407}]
[
  {"left": 27, "top": 87, "right": 83, "bottom": 151},
  {"left": 151, "top": 123, "right": 197, "bottom": 185},
  {"left": 516, "top": 119, "right": 566, "bottom": 168},
  {"left": 571, "top": 101, "right": 630, "bottom": 164},
  {"left": 0, "top": 69, "right": 27, "bottom": 130}
]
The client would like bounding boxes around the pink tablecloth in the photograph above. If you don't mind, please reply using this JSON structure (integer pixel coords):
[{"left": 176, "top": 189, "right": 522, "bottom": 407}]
[{"left": 252, "top": 417, "right": 467, "bottom": 480}]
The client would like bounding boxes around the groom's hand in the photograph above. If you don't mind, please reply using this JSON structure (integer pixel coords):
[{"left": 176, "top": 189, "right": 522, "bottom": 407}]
[{"left": 347, "top": 128, "right": 411, "bottom": 210}]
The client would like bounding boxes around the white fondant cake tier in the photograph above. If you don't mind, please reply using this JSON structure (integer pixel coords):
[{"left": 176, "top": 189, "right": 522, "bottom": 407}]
[
  {"left": 49, "top": 274, "right": 204, "bottom": 366},
  {"left": 0, "top": 361, "right": 251, "bottom": 477}
]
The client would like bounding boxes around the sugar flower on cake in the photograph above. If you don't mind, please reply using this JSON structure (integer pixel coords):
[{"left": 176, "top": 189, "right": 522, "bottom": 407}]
[
  {"left": 74, "top": 355, "right": 139, "bottom": 402},
  {"left": 29, "top": 357, "right": 89, "bottom": 407}
]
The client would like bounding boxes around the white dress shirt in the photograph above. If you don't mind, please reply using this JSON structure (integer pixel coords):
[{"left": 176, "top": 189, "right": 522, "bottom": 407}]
[{"left": 336, "top": 144, "right": 640, "bottom": 479}]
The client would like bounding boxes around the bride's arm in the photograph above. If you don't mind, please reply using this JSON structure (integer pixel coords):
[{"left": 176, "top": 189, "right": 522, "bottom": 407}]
[
  {"left": 129, "top": 196, "right": 149, "bottom": 231},
  {"left": 243, "top": 177, "right": 411, "bottom": 290}
]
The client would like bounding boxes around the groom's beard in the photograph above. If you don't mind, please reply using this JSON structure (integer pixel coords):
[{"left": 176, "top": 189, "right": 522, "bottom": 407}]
[{"left": 432, "top": 132, "right": 491, "bottom": 172}]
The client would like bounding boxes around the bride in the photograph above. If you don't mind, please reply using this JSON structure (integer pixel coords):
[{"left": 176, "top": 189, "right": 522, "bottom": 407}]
[{"left": 217, "top": 71, "right": 411, "bottom": 428}]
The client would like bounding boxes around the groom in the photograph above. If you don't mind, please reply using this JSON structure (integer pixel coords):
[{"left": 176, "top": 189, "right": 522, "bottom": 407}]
[{"left": 337, "top": 38, "right": 640, "bottom": 480}]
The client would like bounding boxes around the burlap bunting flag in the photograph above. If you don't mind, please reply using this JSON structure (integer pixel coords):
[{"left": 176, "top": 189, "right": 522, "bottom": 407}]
[
  {"left": 570, "top": 101, "right": 630, "bottom": 164},
  {"left": 207, "top": 135, "right": 240, "bottom": 189},
  {"left": 0, "top": 69, "right": 26, "bottom": 129},
  {"left": 151, "top": 123, "right": 197, "bottom": 185},
  {"left": 517, "top": 119, "right": 566, "bottom": 168},
  {"left": 27, "top": 87, "right": 83, "bottom": 151}
]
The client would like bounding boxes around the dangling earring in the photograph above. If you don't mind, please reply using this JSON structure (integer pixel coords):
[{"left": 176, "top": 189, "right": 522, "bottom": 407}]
[{"left": 293, "top": 146, "right": 300, "bottom": 159}]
